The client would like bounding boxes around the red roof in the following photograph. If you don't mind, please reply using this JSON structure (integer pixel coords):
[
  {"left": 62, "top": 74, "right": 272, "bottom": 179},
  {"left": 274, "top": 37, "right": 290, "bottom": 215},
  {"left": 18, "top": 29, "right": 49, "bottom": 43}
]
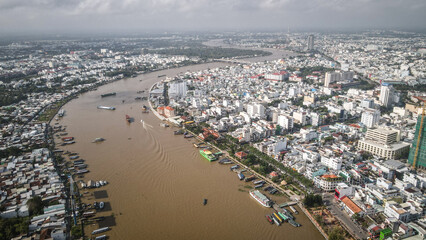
[
  {"left": 235, "top": 151, "right": 248, "bottom": 159},
  {"left": 165, "top": 106, "right": 174, "bottom": 111}
]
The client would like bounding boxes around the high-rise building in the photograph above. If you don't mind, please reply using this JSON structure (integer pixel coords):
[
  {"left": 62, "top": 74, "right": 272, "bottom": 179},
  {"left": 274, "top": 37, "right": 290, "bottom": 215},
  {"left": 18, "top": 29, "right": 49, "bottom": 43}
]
[
  {"left": 380, "top": 83, "right": 395, "bottom": 108},
  {"left": 324, "top": 72, "right": 341, "bottom": 87},
  {"left": 307, "top": 35, "right": 314, "bottom": 51},
  {"left": 361, "top": 99, "right": 374, "bottom": 108},
  {"left": 357, "top": 128, "right": 410, "bottom": 160},
  {"left": 361, "top": 108, "right": 381, "bottom": 128},
  {"left": 168, "top": 80, "right": 187, "bottom": 99},
  {"left": 408, "top": 115, "right": 426, "bottom": 169}
]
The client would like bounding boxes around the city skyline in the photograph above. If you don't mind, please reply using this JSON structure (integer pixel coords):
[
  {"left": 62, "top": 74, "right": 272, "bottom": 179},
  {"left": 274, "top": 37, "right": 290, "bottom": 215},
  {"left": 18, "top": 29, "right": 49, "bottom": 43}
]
[{"left": 0, "top": 0, "right": 426, "bottom": 35}]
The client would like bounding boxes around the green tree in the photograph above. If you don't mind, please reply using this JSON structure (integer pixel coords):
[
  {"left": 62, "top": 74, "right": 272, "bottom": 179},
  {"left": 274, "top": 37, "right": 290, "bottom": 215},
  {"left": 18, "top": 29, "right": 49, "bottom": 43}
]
[
  {"left": 328, "top": 227, "right": 345, "bottom": 240},
  {"left": 27, "top": 196, "right": 44, "bottom": 216}
]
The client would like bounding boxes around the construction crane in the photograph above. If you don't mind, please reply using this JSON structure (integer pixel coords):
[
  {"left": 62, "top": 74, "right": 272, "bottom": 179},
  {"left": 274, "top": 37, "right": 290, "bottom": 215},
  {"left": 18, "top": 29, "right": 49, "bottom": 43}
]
[{"left": 412, "top": 96, "right": 426, "bottom": 170}]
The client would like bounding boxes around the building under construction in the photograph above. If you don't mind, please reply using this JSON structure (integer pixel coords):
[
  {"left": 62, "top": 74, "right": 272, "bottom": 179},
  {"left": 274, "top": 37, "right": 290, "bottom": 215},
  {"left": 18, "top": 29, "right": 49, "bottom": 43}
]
[{"left": 408, "top": 99, "right": 426, "bottom": 169}]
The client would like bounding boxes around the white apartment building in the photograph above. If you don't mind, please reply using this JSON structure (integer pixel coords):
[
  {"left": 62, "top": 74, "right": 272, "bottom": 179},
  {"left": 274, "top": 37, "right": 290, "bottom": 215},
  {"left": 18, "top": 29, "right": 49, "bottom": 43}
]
[
  {"left": 384, "top": 201, "right": 410, "bottom": 222},
  {"left": 361, "top": 108, "right": 381, "bottom": 128},
  {"left": 168, "top": 80, "right": 187, "bottom": 99},
  {"left": 380, "top": 83, "right": 396, "bottom": 108},
  {"left": 321, "top": 157, "right": 343, "bottom": 170},
  {"left": 277, "top": 115, "right": 294, "bottom": 130}
]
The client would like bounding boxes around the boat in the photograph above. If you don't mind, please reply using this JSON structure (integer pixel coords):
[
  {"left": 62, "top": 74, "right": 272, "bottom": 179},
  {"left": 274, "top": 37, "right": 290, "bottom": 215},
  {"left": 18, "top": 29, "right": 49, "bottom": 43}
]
[
  {"left": 174, "top": 130, "right": 184, "bottom": 135},
  {"left": 95, "top": 235, "right": 108, "bottom": 240},
  {"left": 273, "top": 212, "right": 283, "bottom": 223},
  {"left": 76, "top": 169, "right": 89, "bottom": 174},
  {"left": 219, "top": 158, "right": 232, "bottom": 164},
  {"left": 290, "top": 206, "right": 299, "bottom": 215},
  {"left": 62, "top": 137, "right": 74, "bottom": 142},
  {"left": 158, "top": 74, "right": 166, "bottom": 77},
  {"left": 141, "top": 105, "right": 149, "bottom": 113},
  {"left": 99, "top": 202, "right": 105, "bottom": 209},
  {"left": 249, "top": 190, "right": 271, "bottom": 207},
  {"left": 101, "top": 92, "right": 116, "bottom": 98},
  {"left": 58, "top": 109, "right": 65, "bottom": 117},
  {"left": 282, "top": 209, "right": 294, "bottom": 220},
  {"left": 266, "top": 215, "right": 273, "bottom": 224},
  {"left": 199, "top": 149, "right": 217, "bottom": 162},
  {"left": 270, "top": 214, "right": 281, "bottom": 226},
  {"left": 97, "top": 106, "right": 115, "bottom": 110},
  {"left": 254, "top": 183, "right": 265, "bottom": 188},
  {"left": 126, "top": 115, "right": 132, "bottom": 123},
  {"left": 203, "top": 199, "right": 208, "bottom": 205},
  {"left": 82, "top": 211, "right": 95, "bottom": 218},
  {"left": 238, "top": 172, "right": 245, "bottom": 180},
  {"left": 278, "top": 212, "right": 288, "bottom": 221},
  {"left": 69, "top": 156, "right": 79, "bottom": 160},
  {"left": 230, "top": 165, "right": 240, "bottom": 171},
  {"left": 288, "top": 219, "right": 301, "bottom": 227},
  {"left": 91, "top": 227, "right": 110, "bottom": 235},
  {"left": 160, "top": 123, "right": 169, "bottom": 127},
  {"left": 244, "top": 175, "right": 256, "bottom": 182},
  {"left": 92, "top": 138, "right": 105, "bottom": 143},
  {"left": 253, "top": 180, "right": 265, "bottom": 185}
]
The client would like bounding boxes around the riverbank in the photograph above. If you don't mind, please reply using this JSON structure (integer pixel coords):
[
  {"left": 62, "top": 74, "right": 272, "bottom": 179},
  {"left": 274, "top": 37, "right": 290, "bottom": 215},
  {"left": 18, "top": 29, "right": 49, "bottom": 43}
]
[{"left": 148, "top": 99, "right": 327, "bottom": 239}]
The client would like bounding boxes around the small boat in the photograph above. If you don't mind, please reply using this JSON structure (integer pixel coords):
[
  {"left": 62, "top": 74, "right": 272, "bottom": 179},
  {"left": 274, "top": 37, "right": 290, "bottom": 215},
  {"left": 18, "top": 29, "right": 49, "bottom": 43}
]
[
  {"left": 91, "top": 227, "right": 110, "bottom": 235},
  {"left": 101, "top": 92, "right": 116, "bottom": 98},
  {"left": 219, "top": 158, "right": 232, "bottom": 164},
  {"left": 95, "top": 235, "right": 108, "bottom": 240},
  {"left": 244, "top": 175, "right": 256, "bottom": 182},
  {"left": 97, "top": 106, "right": 115, "bottom": 110},
  {"left": 126, "top": 115, "right": 132, "bottom": 123},
  {"left": 174, "top": 130, "right": 184, "bottom": 135},
  {"left": 290, "top": 206, "right": 299, "bottom": 215},
  {"left": 99, "top": 202, "right": 105, "bottom": 209},
  {"left": 92, "top": 138, "right": 105, "bottom": 143},
  {"left": 238, "top": 172, "right": 245, "bottom": 180},
  {"left": 266, "top": 215, "right": 273, "bottom": 224},
  {"left": 288, "top": 219, "right": 301, "bottom": 227},
  {"left": 203, "top": 199, "right": 208, "bottom": 205},
  {"left": 230, "top": 165, "right": 240, "bottom": 171},
  {"left": 141, "top": 105, "right": 149, "bottom": 113}
]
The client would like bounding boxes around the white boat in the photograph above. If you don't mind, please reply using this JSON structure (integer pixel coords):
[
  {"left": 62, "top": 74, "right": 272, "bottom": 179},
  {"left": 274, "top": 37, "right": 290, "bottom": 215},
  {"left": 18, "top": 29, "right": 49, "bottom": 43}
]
[
  {"left": 97, "top": 106, "right": 115, "bottom": 110},
  {"left": 92, "top": 137, "right": 105, "bottom": 143},
  {"left": 99, "top": 202, "right": 105, "bottom": 209},
  {"left": 249, "top": 190, "right": 271, "bottom": 208}
]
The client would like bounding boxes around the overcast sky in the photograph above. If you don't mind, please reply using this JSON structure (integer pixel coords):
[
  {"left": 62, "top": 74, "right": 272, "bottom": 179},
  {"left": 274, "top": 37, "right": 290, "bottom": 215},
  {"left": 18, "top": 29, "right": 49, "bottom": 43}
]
[{"left": 0, "top": 0, "right": 425, "bottom": 34}]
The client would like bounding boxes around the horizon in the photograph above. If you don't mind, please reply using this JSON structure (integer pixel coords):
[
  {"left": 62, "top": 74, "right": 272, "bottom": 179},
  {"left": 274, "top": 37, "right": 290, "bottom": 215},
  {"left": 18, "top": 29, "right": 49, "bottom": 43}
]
[{"left": 0, "top": 0, "right": 425, "bottom": 36}]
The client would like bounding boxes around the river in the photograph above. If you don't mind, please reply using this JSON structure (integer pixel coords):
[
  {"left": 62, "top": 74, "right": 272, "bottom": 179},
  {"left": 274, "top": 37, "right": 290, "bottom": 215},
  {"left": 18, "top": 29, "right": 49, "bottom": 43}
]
[{"left": 54, "top": 61, "right": 323, "bottom": 239}]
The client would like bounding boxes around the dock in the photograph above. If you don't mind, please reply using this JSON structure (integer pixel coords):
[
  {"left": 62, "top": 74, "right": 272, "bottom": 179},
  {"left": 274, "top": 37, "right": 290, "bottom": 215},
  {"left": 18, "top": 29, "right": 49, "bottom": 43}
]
[{"left": 279, "top": 201, "right": 297, "bottom": 208}]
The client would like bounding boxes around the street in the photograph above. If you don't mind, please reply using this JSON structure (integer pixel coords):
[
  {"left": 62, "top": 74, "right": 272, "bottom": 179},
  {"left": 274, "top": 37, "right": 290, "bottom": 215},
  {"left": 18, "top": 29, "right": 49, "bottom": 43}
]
[{"left": 322, "top": 193, "right": 370, "bottom": 240}]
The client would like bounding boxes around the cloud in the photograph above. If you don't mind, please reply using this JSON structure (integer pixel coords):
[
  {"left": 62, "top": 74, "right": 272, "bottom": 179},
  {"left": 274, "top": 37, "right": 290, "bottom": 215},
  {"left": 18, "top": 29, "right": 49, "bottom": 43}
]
[{"left": 0, "top": 0, "right": 424, "bottom": 33}]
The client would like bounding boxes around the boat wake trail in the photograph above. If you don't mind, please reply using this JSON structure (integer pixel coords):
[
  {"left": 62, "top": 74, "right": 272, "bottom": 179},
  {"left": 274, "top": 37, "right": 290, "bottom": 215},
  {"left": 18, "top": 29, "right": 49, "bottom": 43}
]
[{"left": 140, "top": 119, "right": 153, "bottom": 130}]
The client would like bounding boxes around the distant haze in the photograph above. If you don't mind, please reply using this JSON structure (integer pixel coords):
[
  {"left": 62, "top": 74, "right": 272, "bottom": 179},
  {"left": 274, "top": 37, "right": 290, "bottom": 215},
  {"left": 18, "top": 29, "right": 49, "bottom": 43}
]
[{"left": 0, "top": 0, "right": 425, "bottom": 34}]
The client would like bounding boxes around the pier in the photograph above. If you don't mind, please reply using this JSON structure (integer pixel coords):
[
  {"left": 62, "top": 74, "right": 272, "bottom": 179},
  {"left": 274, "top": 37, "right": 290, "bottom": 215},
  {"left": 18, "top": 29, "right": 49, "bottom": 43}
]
[{"left": 278, "top": 201, "right": 298, "bottom": 208}]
